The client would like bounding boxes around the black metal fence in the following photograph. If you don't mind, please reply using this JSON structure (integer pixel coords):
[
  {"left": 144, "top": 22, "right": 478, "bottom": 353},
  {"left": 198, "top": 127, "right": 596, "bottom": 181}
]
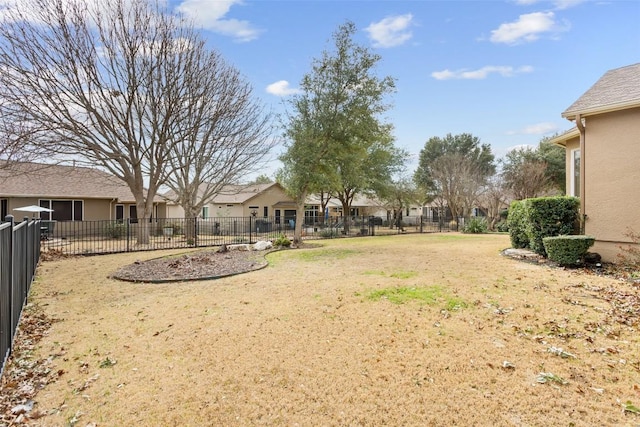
[
  {"left": 1, "top": 216, "right": 41, "bottom": 377},
  {"left": 38, "top": 215, "right": 460, "bottom": 256}
]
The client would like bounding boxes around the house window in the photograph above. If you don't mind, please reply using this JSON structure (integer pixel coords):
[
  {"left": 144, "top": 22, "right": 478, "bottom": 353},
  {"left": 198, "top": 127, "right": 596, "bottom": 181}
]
[
  {"left": 571, "top": 149, "right": 580, "bottom": 197},
  {"left": 115, "top": 205, "right": 124, "bottom": 223},
  {"left": 202, "top": 206, "right": 209, "bottom": 218},
  {"left": 39, "top": 200, "right": 83, "bottom": 221},
  {"left": 129, "top": 205, "right": 138, "bottom": 223},
  {"left": 305, "top": 205, "right": 319, "bottom": 225},
  {"left": 263, "top": 206, "right": 268, "bottom": 217},
  {"left": 1, "top": 199, "right": 7, "bottom": 220}
]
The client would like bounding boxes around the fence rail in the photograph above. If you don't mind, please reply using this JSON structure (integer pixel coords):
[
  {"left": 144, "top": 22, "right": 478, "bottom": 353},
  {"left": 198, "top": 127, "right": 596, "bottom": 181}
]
[
  {"left": 37, "top": 215, "right": 461, "bottom": 256},
  {"left": 1, "top": 216, "right": 41, "bottom": 377}
]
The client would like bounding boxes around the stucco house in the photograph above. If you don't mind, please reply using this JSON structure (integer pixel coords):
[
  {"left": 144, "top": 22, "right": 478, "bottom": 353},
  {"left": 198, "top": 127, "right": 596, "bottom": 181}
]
[
  {"left": 0, "top": 161, "right": 167, "bottom": 222},
  {"left": 164, "top": 182, "right": 297, "bottom": 225},
  {"left": 304, "top": 194, "right": 389, "bottom": 223},
  {"left": 549, "top": 63, "right": 640, "bottom": 262}
]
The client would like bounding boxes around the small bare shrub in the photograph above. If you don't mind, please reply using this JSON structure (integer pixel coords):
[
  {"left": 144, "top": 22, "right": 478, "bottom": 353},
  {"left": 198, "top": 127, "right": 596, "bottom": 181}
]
[{"left": 617, "top": 228, "right": 640, "bottom": 271}]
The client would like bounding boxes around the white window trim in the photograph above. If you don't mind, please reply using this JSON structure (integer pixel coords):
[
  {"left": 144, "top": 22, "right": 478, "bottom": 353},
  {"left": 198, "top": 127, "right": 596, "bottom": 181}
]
[{"left": 570, "top": 148, "right": 580, "bottom": 197}]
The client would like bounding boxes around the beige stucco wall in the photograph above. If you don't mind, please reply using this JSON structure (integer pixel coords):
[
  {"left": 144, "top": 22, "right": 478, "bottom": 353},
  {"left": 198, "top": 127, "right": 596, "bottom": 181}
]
[
  {"left": 166, "top": 185, "right": 296, "bottom": 219},
  {"left": 240, "top": 186, "right": 295, "bottom": 217},
  {"left": 3, "top": 197, "right": 166, "bottom": 222},
  {"left": 4, "top": 197, "right": 112, "bottom": 221},
  {"left": 582, "top": 107, "right": 640, "bottom": 262}
]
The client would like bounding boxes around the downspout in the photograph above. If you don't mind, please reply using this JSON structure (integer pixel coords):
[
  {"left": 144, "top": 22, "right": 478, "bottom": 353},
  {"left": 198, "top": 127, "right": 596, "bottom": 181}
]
[
  {"left": 575, "top": 114, "right": 586, "bottom": 234},
  {"left": 109, "top": 198, "right": 117, "bottom": 221}
]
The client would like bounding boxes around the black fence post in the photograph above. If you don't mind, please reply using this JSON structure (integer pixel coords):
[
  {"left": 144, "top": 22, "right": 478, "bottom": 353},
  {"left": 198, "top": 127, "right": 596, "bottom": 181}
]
[
  {"left": 195, "top": 218, "right": 199, "bottom": 247},
  {"left": 126, "top": 218, "right": 131, "bottom": 252},
  {"left": 6, "top": 214, "right": 14, "bottom": 357}
]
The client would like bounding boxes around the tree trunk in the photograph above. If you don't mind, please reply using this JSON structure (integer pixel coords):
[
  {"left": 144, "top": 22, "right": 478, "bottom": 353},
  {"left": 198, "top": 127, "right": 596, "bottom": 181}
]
[
  {"left": 135, "top": 200, "right": 151, "bottom": 245},
  {"left": 184, "top": 205, "right": 199, "bottom": 246},
  {"left": 341, "top": 200, "right": 350, "bottom": 234},
  {"left": 293, "top": 190, "right": 307, "bottom": 245}
]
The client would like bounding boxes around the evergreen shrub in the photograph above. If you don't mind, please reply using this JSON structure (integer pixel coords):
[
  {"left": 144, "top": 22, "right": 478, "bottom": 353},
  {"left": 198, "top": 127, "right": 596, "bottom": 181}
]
[
  {"left": 525, "top": 196, "right": 580, "bottom": 256},
  {"left": 543, "top": 235, "right": 595, "bottom": 266},
  {"left": 507, "top": 200, "right": 528, "bottom": 249}
]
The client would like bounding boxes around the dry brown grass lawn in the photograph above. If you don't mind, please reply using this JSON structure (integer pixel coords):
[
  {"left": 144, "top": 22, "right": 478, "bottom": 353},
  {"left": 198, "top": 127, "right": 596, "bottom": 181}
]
[{"left": 9, "top": 233, "right": 640, "bottom": 426}]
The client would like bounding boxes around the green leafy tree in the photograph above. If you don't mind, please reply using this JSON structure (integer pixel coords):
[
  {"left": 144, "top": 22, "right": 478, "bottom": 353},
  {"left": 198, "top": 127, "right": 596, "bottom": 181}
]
[
  {"left": 279, "top": 21, "right": 400, "bottom": 241},
  {"left": 414, "top": 133, "right": 495, "bottom": 222},
  {"left": 378, "top": 175, "right": 420, "bottom": 230},
  {"left": 248, "top": 174, "right": 274, "bottom": 185},
  {"left": 538, "top": 138, "right": 566, "bottom": 193}
]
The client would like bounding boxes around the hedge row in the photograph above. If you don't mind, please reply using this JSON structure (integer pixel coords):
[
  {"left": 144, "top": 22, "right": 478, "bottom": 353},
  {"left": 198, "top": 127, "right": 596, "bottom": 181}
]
[{"left": 507, "top": 196, "right": 580, "bottom": 257}]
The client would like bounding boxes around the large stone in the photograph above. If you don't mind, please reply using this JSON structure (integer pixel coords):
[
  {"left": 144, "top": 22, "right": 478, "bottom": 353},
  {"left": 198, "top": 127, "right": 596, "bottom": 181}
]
[{"left": 254, "top": 240, "right": 273, "bottom": 251}]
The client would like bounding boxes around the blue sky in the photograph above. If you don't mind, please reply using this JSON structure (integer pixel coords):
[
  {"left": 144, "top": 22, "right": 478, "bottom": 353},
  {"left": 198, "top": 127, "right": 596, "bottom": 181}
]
[{"left": 169, "top": 0, "right": 640, "bottom": 175}]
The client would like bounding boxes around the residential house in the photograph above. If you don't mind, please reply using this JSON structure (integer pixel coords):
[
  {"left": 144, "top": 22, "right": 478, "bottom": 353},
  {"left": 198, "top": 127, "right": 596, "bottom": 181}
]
[
  {"left": 164, "top": 182, "right": 297, "bottom": 227},
  {"left": 303, "top": 194, "right": 389, "bottom": 224},
  {"left": 549, "top": 63, "right": 640, "bottom": 262},
  {"left": 0, "top": 161, "right": 167, "bottom": 223}
]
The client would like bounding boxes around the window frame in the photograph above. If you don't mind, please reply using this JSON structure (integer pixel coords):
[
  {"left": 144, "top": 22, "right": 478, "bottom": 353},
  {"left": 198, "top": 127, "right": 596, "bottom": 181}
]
[
  {"left": 570, "top": 148, "right": 581, "bottom": 198},
  {"left": 38, "top": 199, "right": 84, "bottom": 221}
]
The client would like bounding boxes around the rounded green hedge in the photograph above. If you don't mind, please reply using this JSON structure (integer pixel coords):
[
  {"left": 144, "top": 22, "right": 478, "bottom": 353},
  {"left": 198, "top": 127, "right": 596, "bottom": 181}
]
[{"left": 542, "top": 235, "right": 595, "bottom": 266}]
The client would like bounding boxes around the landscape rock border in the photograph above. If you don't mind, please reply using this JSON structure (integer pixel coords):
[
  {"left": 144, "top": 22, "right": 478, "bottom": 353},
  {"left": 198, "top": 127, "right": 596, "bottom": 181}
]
[{"left": 111, "top": 241, "right": 275, "bottom": 284}]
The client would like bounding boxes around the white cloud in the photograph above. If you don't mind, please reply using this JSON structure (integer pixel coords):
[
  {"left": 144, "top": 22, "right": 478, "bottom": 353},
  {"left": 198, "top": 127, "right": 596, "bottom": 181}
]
[
  {"left": 506, "top": 122, "right": 559, "bottom": 135},
  {"left": 176, "top": 0, "right": 262, "bottom": 42},
  {"left": 365, "top": 14, "right": 414, "bottom": 48},
  {"left": 431, "top": 65, "right": 533, "bottom": 80},
  {"left": 513, "top": 0, "right": 586, "bottom": 9},
  {"left": 490, "top": 12, "right": 569, "bottom": 45},
  {"left": 266, "top": 80, "right": 300, "bottom": 97},
  {"left": 553, "top": 0, "right": 586, "bottom": 10}
]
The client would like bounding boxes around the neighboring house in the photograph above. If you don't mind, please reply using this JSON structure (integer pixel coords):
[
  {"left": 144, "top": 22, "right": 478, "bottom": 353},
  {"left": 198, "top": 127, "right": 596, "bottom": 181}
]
[
  {"left": 549, "top": 63, "right": 640, "bottom": 262},
  {"left": 303, "top": 194, "right": 394, "bottom": 225},
  {"left": 164, "top": 182, "right": 298, "bottom": 226},
  {"left": 0, "top": 161, "right": 167, "bottom": 222}
]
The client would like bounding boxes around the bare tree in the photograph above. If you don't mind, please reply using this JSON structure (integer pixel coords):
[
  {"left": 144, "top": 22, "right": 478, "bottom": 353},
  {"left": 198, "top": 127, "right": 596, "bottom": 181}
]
[
  {"left": 429, "top": 153, "right": 486, "bottom": 224},
  {"left": 0, "top": 101, "right": 45, "bottom": 168},
  {"left": 0, "top": 0, "right": 227, "bottom": 243},
  {"left": 479, "top": 175, "right": 509, "bottom": 231},
  {"left": 162, "top": 48, "right": 275, "bottom": 241},
  {"left": 501, "top": 147, "right": 551, "bottom": 200}
]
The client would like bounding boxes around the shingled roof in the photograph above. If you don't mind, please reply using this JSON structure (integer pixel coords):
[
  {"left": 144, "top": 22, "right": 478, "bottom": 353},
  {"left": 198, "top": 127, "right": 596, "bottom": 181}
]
[
  {"left": 562, "top": 63, "right": 640, "bottom": 120},
  {"left": 162, "top": 183, "right": 284, "bottom": 205},
  {"left": 0, "top": 162, "right": 158, "bottom": 202}
]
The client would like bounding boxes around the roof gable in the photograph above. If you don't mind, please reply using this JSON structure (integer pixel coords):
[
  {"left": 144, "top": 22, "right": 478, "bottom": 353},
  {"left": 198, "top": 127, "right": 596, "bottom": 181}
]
[
  {"left": 547, "top": 127, "right": 580, "bottom": 147},
  {"left": 162, "top": 182, "right": 287, "bottom": 205},
  {"left": 563, "top": 63, "right": 640, "bottom": 119}
]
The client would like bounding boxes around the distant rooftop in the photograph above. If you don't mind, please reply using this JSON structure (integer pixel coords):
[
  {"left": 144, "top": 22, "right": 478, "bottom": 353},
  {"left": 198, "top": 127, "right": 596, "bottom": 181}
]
[{"left": 0, "top": 161, "right": 161, "bottom": 202}]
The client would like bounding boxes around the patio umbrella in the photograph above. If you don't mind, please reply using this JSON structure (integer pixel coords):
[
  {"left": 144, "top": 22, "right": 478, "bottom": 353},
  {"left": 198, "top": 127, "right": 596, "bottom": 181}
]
[{"left": 13, "top": 205, "right": 54, "bottom": 218}]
